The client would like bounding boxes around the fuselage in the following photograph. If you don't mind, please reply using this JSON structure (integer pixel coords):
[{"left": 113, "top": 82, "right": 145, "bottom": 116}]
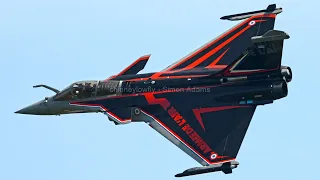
[{"left": 15, "top": 66, "right": 292, "bottom": 117}]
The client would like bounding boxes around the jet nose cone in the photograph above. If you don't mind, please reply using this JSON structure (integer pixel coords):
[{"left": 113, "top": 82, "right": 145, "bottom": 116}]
[
  {"left": 15, "top": 100, "right": 49, "bottom": 115},
  {"left": 15, "top": 106, "right": 38, "bottom": 115}
]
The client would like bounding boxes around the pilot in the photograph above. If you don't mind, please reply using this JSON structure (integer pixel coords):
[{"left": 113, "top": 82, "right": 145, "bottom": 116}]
[
  {"left": 85, "top": 83, "right": 92, "bottom": 91},
  {"left": 91, "top": 83, "right": 97, "bottom": 96},
  {"left": 82, "top": 83, "right": 94, "bottom": 98}
]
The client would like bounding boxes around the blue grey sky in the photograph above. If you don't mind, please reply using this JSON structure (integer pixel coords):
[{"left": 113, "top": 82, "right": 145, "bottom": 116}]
[{"left": 1, "top": 0, "right": 319, "bottom": 179}]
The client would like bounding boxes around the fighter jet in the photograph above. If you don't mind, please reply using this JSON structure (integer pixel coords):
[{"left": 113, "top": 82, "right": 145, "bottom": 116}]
[{"left": 16, "top": 4, "right": 291, "bottom": 177}]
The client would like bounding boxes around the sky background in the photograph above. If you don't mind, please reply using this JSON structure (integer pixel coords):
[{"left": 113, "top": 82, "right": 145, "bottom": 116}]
[{"left": 0, "top": 0, "right": 319, "bottom": 179}]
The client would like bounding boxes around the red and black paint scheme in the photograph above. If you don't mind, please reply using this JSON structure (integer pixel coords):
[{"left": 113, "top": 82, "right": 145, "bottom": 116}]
[{"left": 16, "top": 4, "right": 292, "bottom": 177}]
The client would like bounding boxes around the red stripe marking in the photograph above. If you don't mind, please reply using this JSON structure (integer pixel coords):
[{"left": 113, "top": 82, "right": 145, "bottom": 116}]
[
  {"left": 254, "top": 20, "right": 267, "bottom": 23},
  {"left": 145, "top": 93, "right": 170, "bottom": 109},
  {"left": 143, "top": 95, "right": 236, "bottom": 164},
  {"left": 71, "top": 95, "right": 237, "bottom": 164},
  {"left": 206, "top": 48, "right": 229, "bottom": 68},
  {"left": 163, "top": 14, "right": 275, "bottom": 72},
  {"left": 211, "top": 65, "right": 228, "bottom": 69},
  {"left": 150, "top": 68, "right": 188, "bottom": 79},
  {"left": 132, "top": 74, "right": 208, "bottom": 81},
  {"left": 163, "top": 20, "right": 250, "bottom": 71},
  {"left": 107, "top": 111, "right": 131, "bottom": 121},
  {"left": 142, "top": 110, "right": 214, "bottom": 164},
  {"left": 183, "top": 25, "right": 252, "bottom": 70},
  {"left": 193, "top": 106, "right": 250, "bottom": 131}
]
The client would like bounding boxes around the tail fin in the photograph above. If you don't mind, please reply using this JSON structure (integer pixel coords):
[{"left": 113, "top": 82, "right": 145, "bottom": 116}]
[{"left": 162, "top": 4, "right": 282, "bottom": 72}]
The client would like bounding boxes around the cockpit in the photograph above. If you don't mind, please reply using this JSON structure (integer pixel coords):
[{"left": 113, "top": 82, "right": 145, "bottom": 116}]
[{"left": 54, "top": 80, "right": 122, "bottom": 101}]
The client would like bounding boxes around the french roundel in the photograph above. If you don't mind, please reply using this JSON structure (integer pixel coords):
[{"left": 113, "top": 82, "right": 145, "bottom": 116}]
[
  {"left": 249, "top": 20, "right": 256, "bottom": 26},
  {"left": 210, "top": 153, "right": 217, "bottom": 160}
]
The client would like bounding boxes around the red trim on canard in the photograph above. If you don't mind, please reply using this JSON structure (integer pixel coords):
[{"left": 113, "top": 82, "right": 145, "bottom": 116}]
[
  {"left": 104, "top": 54, "right": 150, "bottom": 81},
  {"left": 117, "top": 54, "right": 150, "bottom": 76},
  {"left": 105, "top": 75, "right": 116, "bottom": 81}
]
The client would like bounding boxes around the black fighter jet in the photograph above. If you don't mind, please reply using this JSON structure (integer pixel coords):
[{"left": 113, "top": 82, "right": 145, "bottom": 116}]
[{"left": 16, "top": 4, "right": 291, "bottom": 177}]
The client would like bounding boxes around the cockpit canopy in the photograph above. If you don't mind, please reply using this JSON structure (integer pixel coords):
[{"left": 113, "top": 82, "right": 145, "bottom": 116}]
[{"left": 54, "top": 80, "right": 121, "bottom": 101}]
